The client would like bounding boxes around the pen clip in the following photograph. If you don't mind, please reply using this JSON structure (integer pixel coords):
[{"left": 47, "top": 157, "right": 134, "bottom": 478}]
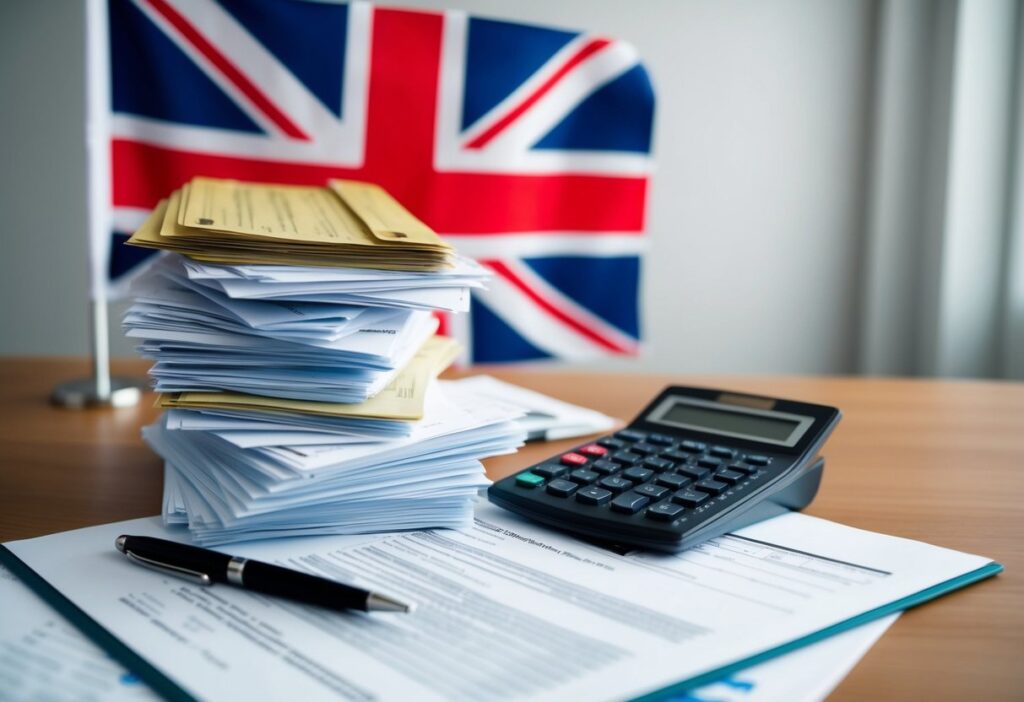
[{"left": 123, "top": 549, "right": 213, "bottom": 586}]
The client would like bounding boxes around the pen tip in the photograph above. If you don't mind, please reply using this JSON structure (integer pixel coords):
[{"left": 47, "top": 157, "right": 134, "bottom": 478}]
[
  {"left": 115, "top": 535, "right": 127, "bottom": 553},
  {"left": 366, "top": 593, "right": 412, "bottom": 613}
]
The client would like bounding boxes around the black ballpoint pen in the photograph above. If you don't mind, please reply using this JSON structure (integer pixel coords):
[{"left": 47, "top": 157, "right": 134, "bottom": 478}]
[{"left": 115, "top": 535, "right": 410, "bottom": 613}]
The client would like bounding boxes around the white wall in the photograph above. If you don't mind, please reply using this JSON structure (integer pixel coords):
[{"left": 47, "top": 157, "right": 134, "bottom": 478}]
[{"left": 0, "top": 0, "right": 876, "bottom": 375}]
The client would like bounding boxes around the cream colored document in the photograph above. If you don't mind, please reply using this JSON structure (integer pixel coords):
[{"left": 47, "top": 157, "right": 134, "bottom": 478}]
[{"left": 179, "top": 177, "right": 378, "bottom": 244}]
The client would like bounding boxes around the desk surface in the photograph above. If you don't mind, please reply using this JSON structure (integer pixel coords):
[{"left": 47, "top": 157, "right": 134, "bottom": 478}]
[{"left": 1, "top": 358, "right": 1021, "bottom": 701}]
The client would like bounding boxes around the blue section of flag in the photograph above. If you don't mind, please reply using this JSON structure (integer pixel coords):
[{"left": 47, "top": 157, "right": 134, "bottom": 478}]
[
  {"left": 533, "top": 65, "right": 655, "bottom": 153},
  {"left": 461, "top": 17, "right": 577, "bottom": 130},
  {"left": 216, "top": 0, "right": 348, "bottom": 118},
  {"left": 471, "top": 298, "right": 552, "bottom": 362},
  {"left": 108, "top": 0, "right": 263, "bottom": 133},
  {"left": 109, "top": 232, "right": 158, "bottom": 282},
  {"left": 524, "top": 256, "right": 641, "bottom": 339}
]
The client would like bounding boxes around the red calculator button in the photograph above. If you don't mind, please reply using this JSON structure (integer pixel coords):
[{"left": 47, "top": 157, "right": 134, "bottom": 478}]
[
  {"left": 578, "top": 444, "right": 608, "bottom": 457},
  {"left": 560, "top": 452, "right": 588, "bottom": 467}
]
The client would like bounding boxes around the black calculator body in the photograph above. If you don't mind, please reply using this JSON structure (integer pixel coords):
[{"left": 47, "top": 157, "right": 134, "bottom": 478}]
[{"left": 488, "top": 386, "right": 841, "bottom": 552}]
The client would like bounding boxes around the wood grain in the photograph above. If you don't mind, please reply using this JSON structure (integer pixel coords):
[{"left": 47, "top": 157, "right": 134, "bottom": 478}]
[{"left": 1, "top": 358, "right": 1021, "bottom": 700}]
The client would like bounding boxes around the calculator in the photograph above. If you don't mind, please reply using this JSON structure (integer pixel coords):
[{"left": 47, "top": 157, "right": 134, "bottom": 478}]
[{"left": 488, "top": 386, "right": 841, "bottom": 552}]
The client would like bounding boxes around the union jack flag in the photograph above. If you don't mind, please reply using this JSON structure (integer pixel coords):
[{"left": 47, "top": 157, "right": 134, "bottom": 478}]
[{"left": 98, "top": 0, "right": 655, "bottom": 362}]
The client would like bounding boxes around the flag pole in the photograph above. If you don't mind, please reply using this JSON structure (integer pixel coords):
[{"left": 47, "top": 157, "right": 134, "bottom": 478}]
[{"left": 51, "top": 0, "right": 144, "bottom": 409}]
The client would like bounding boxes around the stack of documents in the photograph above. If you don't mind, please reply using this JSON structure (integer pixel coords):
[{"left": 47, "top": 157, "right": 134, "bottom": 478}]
[
  {"left": 124, "top": 177, "right": 522, "bottom": 543},
  {"left": 123, "top": 178, "right": 488, "bottom": 403},
  {"left": 125, "top": 254, "right": 483, "bottom": 402},
  {"left": 150, "top": 378, "right": 526, "bottom": 545},
  {"left": 127, "top": 177, "right": 456, "bottom": 270}
]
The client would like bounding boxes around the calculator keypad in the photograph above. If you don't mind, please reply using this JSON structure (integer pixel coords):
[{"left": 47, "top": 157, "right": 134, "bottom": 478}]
[
  {"left": 489, "top": 385, "right": 838, "bottom": 553},
  {"left": 505, "top": 431, "right": 774, "bottom": 530}
]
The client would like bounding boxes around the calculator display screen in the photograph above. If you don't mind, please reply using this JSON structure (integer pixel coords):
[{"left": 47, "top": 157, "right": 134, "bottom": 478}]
[{"left": 648, "top": 397, "right": 814, "bottom": 447}]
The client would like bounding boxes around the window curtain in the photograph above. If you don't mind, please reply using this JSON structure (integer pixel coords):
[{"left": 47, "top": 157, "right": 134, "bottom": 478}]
[{"left": 857, "top": 0, "right": 1024, "bottom": 379}]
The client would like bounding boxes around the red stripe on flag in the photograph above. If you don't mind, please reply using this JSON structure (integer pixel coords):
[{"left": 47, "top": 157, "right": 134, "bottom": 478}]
[
  {"left": 433, "top": 310, "right": 449, "bottom": 337},
  {"left": 465, "top": 38, "right": 611, "bottom": 150},
  {"left": 111, "top": 139, "right": 649, "bottom": 233},
  {"left": 145, "top": 0, "right": 310, "bottom": 141},
  {"left": 362, "top": 9, "right": 443, "bottom": 182},
  {"left": 485, "top": 259, "right": 637, "bottom": 355}
]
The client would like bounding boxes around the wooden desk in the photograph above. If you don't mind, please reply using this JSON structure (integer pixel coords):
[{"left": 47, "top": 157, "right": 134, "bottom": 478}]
[{"left": 1, "top": 358, "right": 1021, "bottom": 701}]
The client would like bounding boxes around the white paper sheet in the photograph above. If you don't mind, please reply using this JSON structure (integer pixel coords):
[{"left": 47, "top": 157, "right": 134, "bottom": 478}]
[
  {"left": 180, "top": 254, "right": 488, "bottom": 313},
  {"left": 4, "top": 503, "right": 993, "bottom": 702},
  {"left": 451, "top": 375, "right": 618, "bottom": 441},
  {"left": 0, "top": 560, "right": 895, "bottom": 702}
]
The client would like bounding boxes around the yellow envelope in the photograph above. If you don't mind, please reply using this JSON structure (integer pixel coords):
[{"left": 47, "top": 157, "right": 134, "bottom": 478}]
[
  {"left": 178, "top": 177, "right": 375, "bottom": 245},
  {"left": 328, "top": 179, "right": 450, "bottom": 249},
  {"left": 127, "top": 177, "right": 454, "bottom": 270},
  {"left": 125, "top": 198, "right": 171, "bottom": 249}
]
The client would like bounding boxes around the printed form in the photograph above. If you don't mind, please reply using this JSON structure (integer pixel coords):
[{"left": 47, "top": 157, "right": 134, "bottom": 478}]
[{"left": 3, "top": 503, "right": 994, "bottom": 701}]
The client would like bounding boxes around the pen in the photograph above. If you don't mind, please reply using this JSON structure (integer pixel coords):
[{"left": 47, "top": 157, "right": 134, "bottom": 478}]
[{"left": 115, "top": 535, "right": 410, "bottom": 613}]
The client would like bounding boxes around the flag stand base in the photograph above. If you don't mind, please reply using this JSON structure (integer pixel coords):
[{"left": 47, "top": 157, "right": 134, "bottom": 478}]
[
  {"left": 51, "top": 295, "right": 146, "bottom": 409},
  {"left": 51, "top": 377, "right": 146, "bottom": 409}
]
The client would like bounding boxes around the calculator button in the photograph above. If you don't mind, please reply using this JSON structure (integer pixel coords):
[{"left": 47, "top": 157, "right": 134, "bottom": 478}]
[
  {"left": 515, "top": 472, "right": 545, "bottom": 488},
  {"left": 630, "top": 442, "right": 659, "bottom": 456},
  {"left": 610, "top": 492, "right": 651, "bottom": 514},
  {"left": 656, "top": 473, "right": 692, "bottom": 489},
  {"left": 727, "top": 462, "right": 757, "bottom": 475},
  {"left": 672, "top": 489, "right": 709, "bottom": 507},
  {"left": 660, "top": 449, "right": 691, "bottom": 462},
  {"left": 677, "top": 465, "right": 710, "bottom": 480},
  {"left": 646, "top": 501, "right": 685, "bottom": 521},
  {"left": 546, "top": 479, "right": 579, "bottom": 497},
  {"left": 568, "top": 469, "right": 600, "bottom": 484},
  {"left": 576, "top": 486, "right": 613, "bottom": 506},
  {"left": 716, "top": 469, "right": 746, "bottom": 485},
  {"left": 597, "top": 437, "right": 627, "bottom": 450},
  {"left": 680, "top": 440, "right": 706, "bottom": 452},
  {"left": 590, "top": 459, "right": 620, "bottom": 475},
  {"left": 616, "top": 429, "right": 647, "bottom": 442},
  {"left": 635, "top": 483, "right": 669, "bottom": 500},
  {"left": 642, "top": 456, "right": 675, "bottom": 472},
  {"left": 745, "top": 455, "right": 771, "bottom": 466},
  {"left": 709, "top": 446, "right": 735, "bottom": 459},
  {"left": 694, "top": 478, "right": 728, "bottom": 496},
  {"left": 532, "top": 464, "right": 567, "bottom": 479},
  {"left": 598, "top": 476, "right": 633, "bottom": 494},
  {"left": 622, "top": 467, "right": 654, "bottom": 484},
  {"left": 578, "top": 443, "right": 608, "bottom": 457},
  {"left": 611, "top": 450, "right": 642, "bottom": 466},
  {"left": 647, "top": 433, "right": 675, "bottom": 446},
  {"left": 561, "top": 452, "right": 589, "bottom": 467},
  {"left": 697, "top": 456, "right": 723, "bottom": 469}
]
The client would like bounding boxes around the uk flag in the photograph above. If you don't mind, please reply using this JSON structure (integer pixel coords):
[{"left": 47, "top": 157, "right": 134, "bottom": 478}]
[{"left": 102, "top": 0, "right": 655, "bottom": 362}]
